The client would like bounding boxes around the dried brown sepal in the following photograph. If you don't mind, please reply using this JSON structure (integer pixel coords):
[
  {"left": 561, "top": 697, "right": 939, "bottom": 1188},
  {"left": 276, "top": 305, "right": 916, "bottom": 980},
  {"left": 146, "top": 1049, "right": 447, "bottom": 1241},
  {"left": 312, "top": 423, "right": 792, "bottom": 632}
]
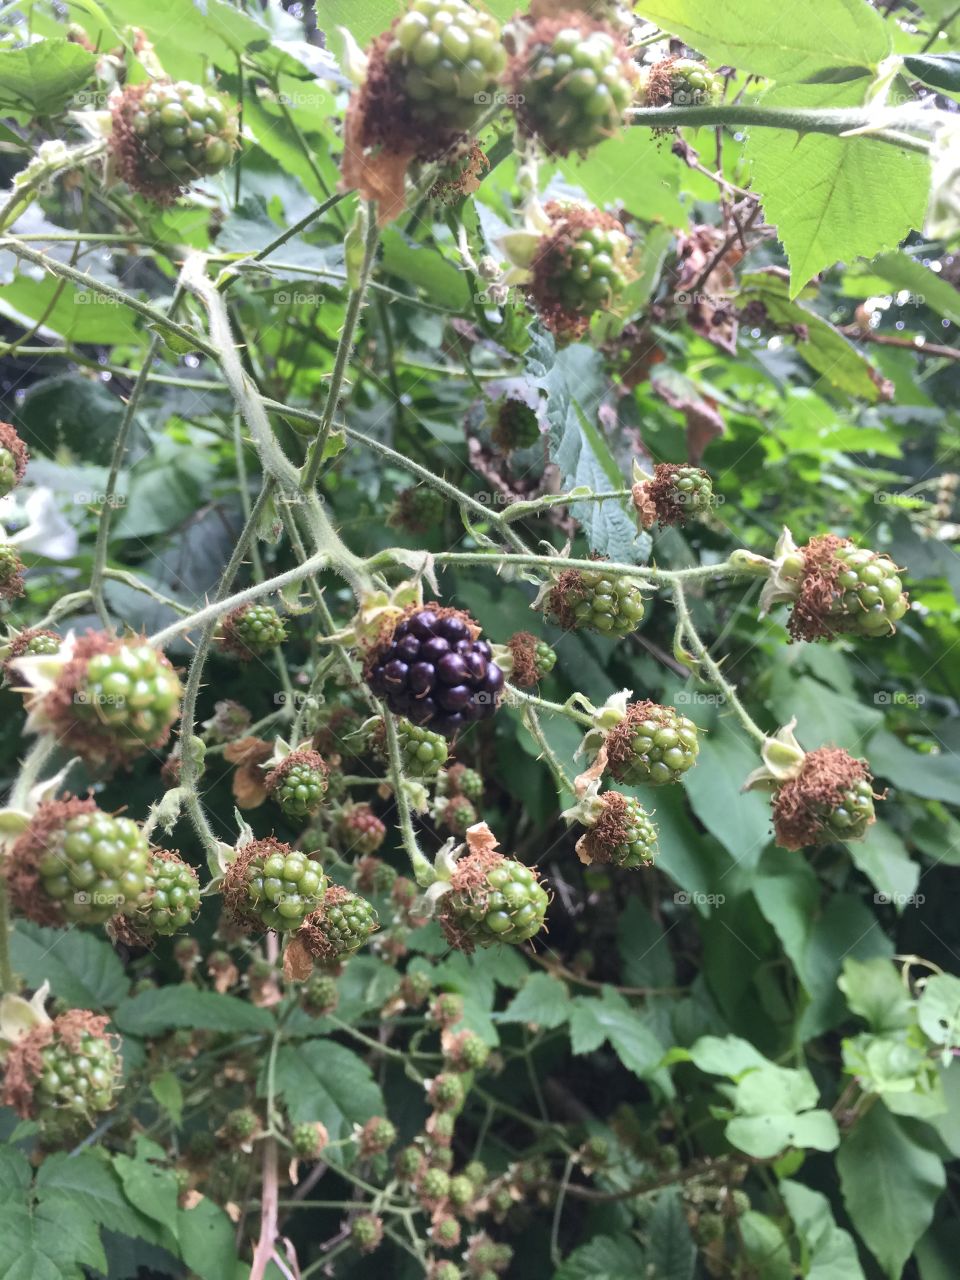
[
  {"left": 109, "top": 84, "right": 180, "bottom": 205},
  {"left": 787, "top": 534, "right": 851, "bottom": 643},
  {"left": 641, "top": 463, "right": 710, "bottom": 528},
  {"left": 4, "top": 628, "right": 59, "bottom": 679},
  {"left": 0, "top": 421, "right": 29, "bottom": 485},
  {"left": 223, "top": 736, "right": 272, "bottom": 809},
  {"left": 631, "top": 482, "right": 658, "bottom": 530},
  {"left": 436, "top": 845, "right": 504, "bottom": 953},
  {"left": 576, "top": 791, "right": 630, "bottom": 866},
  {"left": 428, "top": 140, "right": 489, "bottom": 204},
  {"left": 295, "top": 884, "right": 378, "bottom": 964},
  {"left": 505, "top": 632, "right": 540, "bottom": 688},
  {"left": 529, "top": 201, "right": 627, "bottom": 341},
  {"left": 5, "top": 796, "right": 98, "bottom": 927},
  {"left": 542, "top": 569, "right": 589, "bottom": 631},
  {"left": 771, "top": 747, "right": 875, "bottom": 850},
  {"left": 643, "top": 55, "right": 682, "bottom": 108}
]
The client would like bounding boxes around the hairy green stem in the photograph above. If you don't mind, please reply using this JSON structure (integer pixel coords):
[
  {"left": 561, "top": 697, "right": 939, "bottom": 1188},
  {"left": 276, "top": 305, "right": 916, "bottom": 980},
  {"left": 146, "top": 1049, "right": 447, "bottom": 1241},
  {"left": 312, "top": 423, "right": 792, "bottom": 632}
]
[
  {"left": 381, "top": 713, "right": 434, "bottom": 887},
  {"left": 301, "top": 205, "right": 380, "bottom": 490},
  {"left": 627, "top": 101, "right": 938, "bottom": 153}
]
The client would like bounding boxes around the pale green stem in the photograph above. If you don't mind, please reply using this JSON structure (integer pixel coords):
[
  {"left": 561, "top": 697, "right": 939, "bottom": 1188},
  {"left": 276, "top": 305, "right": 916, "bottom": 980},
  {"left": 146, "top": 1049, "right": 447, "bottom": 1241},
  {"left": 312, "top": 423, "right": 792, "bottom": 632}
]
[
  {"left": 522, "top": 705, "right": 575, "bottom": 796},
  {"left": 381, "top": 712, "right": 434, "bottom": 887}
]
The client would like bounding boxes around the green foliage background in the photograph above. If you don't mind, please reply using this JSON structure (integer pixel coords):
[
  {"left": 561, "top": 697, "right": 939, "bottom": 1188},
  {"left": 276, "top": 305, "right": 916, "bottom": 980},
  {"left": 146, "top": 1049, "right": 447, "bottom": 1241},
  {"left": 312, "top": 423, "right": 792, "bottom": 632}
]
[{"left": 0, "top": 0, "right": 959, "bottom": 1277}]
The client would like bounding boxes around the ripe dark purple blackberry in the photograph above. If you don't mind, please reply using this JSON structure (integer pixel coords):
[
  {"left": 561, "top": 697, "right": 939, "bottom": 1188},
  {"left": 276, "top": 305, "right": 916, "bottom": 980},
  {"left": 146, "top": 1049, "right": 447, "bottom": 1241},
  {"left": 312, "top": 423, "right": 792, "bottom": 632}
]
[{"left": 365, "top": 606, "right": 504, "bottom": 737}]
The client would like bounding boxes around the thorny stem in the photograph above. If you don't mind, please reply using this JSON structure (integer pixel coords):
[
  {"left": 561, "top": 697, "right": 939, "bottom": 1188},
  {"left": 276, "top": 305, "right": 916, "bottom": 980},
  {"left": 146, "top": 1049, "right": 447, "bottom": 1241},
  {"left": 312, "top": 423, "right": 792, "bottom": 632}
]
[{"left": 381, "top": 712, "right": 435, "bottom": 887}]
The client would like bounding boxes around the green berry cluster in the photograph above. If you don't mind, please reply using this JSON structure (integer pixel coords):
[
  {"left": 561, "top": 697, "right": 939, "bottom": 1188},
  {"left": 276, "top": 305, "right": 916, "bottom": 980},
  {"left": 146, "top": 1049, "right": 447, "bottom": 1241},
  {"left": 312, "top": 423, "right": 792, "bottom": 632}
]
[
  {"left": 303, "top": 972, "right": 339, "bottom": 1016},
  {"left": 513, "top": 21, "right": 637, "bottom": 153},
  {"left": 35, "top": 806, "right": 150, "bottom": 925},
  {"left": 666, "top": 465, "right": 714, "bottom": 516},
  {"left": 440, "top": 854, "right": 548, "bottom": 949},
  {"left": 135, "top": 849, "right": 200, "bottom": 935},
  {"left": 606, "top": 703, "right": 700, "bottom": 787},
  {"left": 397, "top": 717, "right": 449, "bottom": 777},
  {"left": 387, "top": 0, "right": 506, "bottom": 134},
  {"left": 546, "top": 567, "right": 646, "bottom": 636},
  {"left": 606, "top": 795, "right": 658, "bottom": 868},
  {"left": 22, "top": 631, "right": 60, "bottom": 657},
  {"left": 113, "top": 80, "right": 238, "bottom": 196},
  {"left": 645, "top": 56, "right": 723, "bottom": 107},
  {"left": 221, "top": 603, "right": 287, "bottom": 658},
  {"left": 28, "top": 1015, "right": 120, "bottom": 1136},
  {"left": 302, "top": 886, "right": 380, "bottom": 960},
  {"left": 338, "top": 803, "right": 387, "bottom": 855},
  {"left": 74, "top": 641, "right": 182, "bottom": 749},
  {"left": 242, "top": 845, "right": 326, "bottom": 932},
  {"left": 549, "top": 222, "right": 631, "bottom": 317},
  {"left": 823, "top": 546, "right": 908, "bottom": 638},
  {"left": 823, "top": 778, "right": 876, "bottom": 841},
  {"left": 268, "top": 751, "right": 328, "bottom": 819}
]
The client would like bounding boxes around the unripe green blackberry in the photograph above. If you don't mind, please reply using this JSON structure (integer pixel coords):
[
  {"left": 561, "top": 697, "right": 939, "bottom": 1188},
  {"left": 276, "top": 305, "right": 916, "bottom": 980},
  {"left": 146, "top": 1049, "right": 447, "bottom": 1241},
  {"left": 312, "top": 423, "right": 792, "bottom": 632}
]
[
  {"left": 203, "top": 698, "right": 252, "bottom": 742},
  {"left": 354, "top": 855, "right": 398, "bottom": 895},
  {"left": 219, "top": 603, "right": 287, "bottom": 659},
  {"left": 396, "top": 1144, "right": 426, "bottom": 1182},
  {"left": 489, "top": 1186, "right": 513, "bottom": 1219},
  {"left": 110, "top": 80, "right": 239, "bottom": 202},
  {"left": 5, "top": 797, "right": 150, "bottom": 927},
  {"left": 466, "top": 1234, "right": 512, "bottom": 1274},
  {"left": 441, "top": 795, "right": 477, "bottom": 836},
  {"left": 491, "top": 397, "right": 541, "bottom": 452},
  {"left": 386, "top": 0, "right": 506, "bottom": 135},
  {"left": 223, "top": 838, "right": 326, "bottom": 933},
  {"left": 464, "top": 1159, "right": 488, "bottom": 1189},
  {"left": 265, "top": 749, "right": 329, "bottom": 819},
  {"left": 642, "top": 56, "right": 723, "bottom": 108},
  {"left": 337, "top": 803, "right": 386, "bottom": 856},
  {"left": 429, "top": 1262, "right": 462, "bottom": 1280},
  {"left": 224, "top": 1107, "right": 258, "bottom": 1144},
  {"left": 448, "top": 1174, "right": 474, "bottom": 1209},
  {"left": 297, "top": 885, "right": 379, "bottom": 961},
  {"left": 0, "top": 422, "right": 28, "bottom": 495},
  {"left": 438, "top": 852, "right": 549, "bottom": 951},
  {"left": 292, "top": 1122, "right": 327, "bottom": 1159},
  {"left": 72, "top": 639, "right": 181, "bottom": 750},
  {"left": 351, "top": 1213, "right": 383, "bottom": 1254},
  {"left": 428, "top": 1109, "right": 457, "bottom": 1146},
  {"left": 440, "top": 763, "right": 484, "bottom": 803},
  {"left": 444, "top": 1029, "right": 490, "bottom": 1072},
  {"left": 544, "top": 566, "right": 645, "bottom": 636},
  {"left": 1, "top": 1009, "right": 120, "bottom": 1139},
  {"left": 17, "top": 630, "right": 60, "bottom": 659},
  {"left": 635, "top": 463, "right": 715, "bottom": 530},
  {"left": 604, "top": 701, "right": 699, "bottom": 786},
  {"left": 397, "top": 718, "right": 449, "bottom": 777},
  {"left": 0, "top": 544, "right": 24, "bottom": 598},
  {"left": 433, "top": 1215, "right": 461, "bottom": 1249},
  {"left": 578, "top": 792, "right": 658, "bottom": 869},
  {"left": 303, "top": 973, "right": 339, "bottom": 1016},
  {"left": 130, "top": 848, "right": 201, "bottom": 936},
  {"left": 430, "top": 992, "right": 465, "bottom": 1028},
  {"left": 503, "top": 631, "right": 556, "bottom": 687},
  {"left": 389, "top": 485, "right": 447, "bottom": 534},
  {"left": 771, "top": 747, "right": 878, "bottom": 850},
  {"left": 510, "top": 18, "right": 637, "bottom": 154},
  {"left": 399, "top": 969, "right": 433, "bottom": 1006},
  {"left": 358, "top": 1115, "right": 397, "bottom": 1157},
  {"left": 419, "top": 1165, "right": 451, "bottom": 1206},
  {"left": 784, "top": 536, "right": 909, "bottom": 641},
  {"left": 430, "top": 1072, "right": 466, "bottom": 1112}
]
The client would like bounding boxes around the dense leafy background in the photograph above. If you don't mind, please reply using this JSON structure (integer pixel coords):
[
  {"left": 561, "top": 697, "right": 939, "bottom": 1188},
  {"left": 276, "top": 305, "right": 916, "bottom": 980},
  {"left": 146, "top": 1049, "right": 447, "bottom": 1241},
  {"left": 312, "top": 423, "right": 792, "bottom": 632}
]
[{"left": 1, "top": 0, "right": 960, "bottom": 1278}]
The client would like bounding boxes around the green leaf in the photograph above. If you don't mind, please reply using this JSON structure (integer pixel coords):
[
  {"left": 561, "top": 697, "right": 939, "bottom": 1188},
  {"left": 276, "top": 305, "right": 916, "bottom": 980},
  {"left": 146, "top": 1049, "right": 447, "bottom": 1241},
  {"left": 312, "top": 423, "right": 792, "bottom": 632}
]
[
  {"left": 10, "top": 922, "right": 128, "bottom": 1010},
  {"left": 867, "top": 730, "right": 960, "bottom": 805},
  {"left": 380, "top": 229, "right": 470, "bottom": 311},
  {"left": 633, "top": 0, "right": 889, "bottom": 80},
  {"left": 737, "top": 270, "right": 888, "bottom": 401},
  {"left": 13, "top": 375, "right": 126, "bottom": 466},
  {"left": 738, "top": 1211, "right": 793, "bottom": 1280},
  {"left": 0, "top": 41, "right": 96, "bottom": 116},
  {"left": 681, "top": 1033, "right": 769, "bottom": 1077},
  {"left": 112, "top": 988, "right": 274, "bottom": 1037},
  {"left": 837, "top": 1102, "right": 945, "bottom": 1278},
  {"left": 746, "top": 82, "right": 928, "bottom": 296},
  {"left": 780, "top": 1180, "right": 866, "bottom": 1280},
  {"left": 683, "top": 712, "right": 772, "bottom": 865},
  {"left": 846, "top": 821, "right": 919, "bottom": 908},
  {"left": 726, "top": 1065, "right": 839, "bottom": 1158},
  {"left": 501, "top": 973, "right": 571, "bottom": 1030},
  {"left": 617, "top": 896, "right": 675, "bottom": 988},
  {"left": 647, "top": 1188, "right": 696, "bottom": 1280},
  {"left": 570, "top": 988, "right": 671, "bottom": 1094},
  {"left": 178, "top": 1198, "right": 246, "bottom": 1280},
  {"left": 554, "top": 1233, "right": 646, "bottom": 1280},
  {"left": 112, "top": 1152, "right": 180, "bottom": 1252},
  {"left": 839, "top": 957, "right": 915, "bottom": 1032},
  {"left": 149, "top": 1071, "right": 184, "bottom": 1127},
  {"left": 917, "top": 974, "right": 960, "bottom": 1050},
  {"left": 0, "top": 274, "right": 139, "bottom": 346},
  {"left": 0, "top": 1149, "right": 31, "bottom": 1197},
  {"left": 35, "top": 1151, "right": 167, "bottom": 1248},
  {"left": 903, "top": 52, "right": 960, "bottom": 93},
  {"left": 845, "top": 250, "right": 960, "bottom": 326},
  {"left": 266, "top": 1039, "right": 385, "bottom": 1139}
]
